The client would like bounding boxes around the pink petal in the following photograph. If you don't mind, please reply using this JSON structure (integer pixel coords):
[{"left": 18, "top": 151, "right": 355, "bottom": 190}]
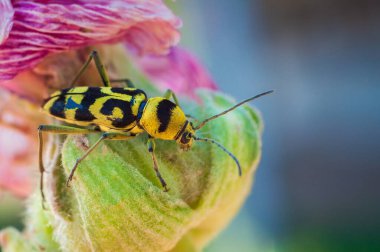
[
  {"left": 0, "top": 0, "right": 181, "bottom": 80},
  {"left": 0, "top": 90, "right": 48, "bottom": 197},
  {"left": 0, "top": 69, "right": 49, "bottom": 103},
  {"left": 0, "top": 0, "right": 14, "bottom": 45},
  {"left": 0, "top": 126, "right": 35, "bottom": 197},
  {"left": 135, "top": 47, "right": 218, "bottom": 98}
]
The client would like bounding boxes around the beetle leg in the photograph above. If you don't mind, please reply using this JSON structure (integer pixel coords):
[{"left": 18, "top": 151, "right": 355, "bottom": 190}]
[
  {"left": 185, "top": 114, "right": 199, "bottom": 123},
  {"left": 38, "top": 125, "right": 99, "bottom": 207},
  {"left": 66, "top": 132, "right": 135, "bottom": 186},
  {"left": 164, "top": 89, "right": 198, "bottom": 122},
  {"left": 163, "top": 89, "right": 181, "bottom": 107},
  {"left": 69, "top": 50, "right": 111, "bottom": 87},
  {"left": 147, "top": 138, "right": 169, "bottom": 192}
]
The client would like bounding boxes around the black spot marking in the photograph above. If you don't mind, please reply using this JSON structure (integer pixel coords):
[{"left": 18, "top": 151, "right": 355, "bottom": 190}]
[
  {"left": 111, "top": 88, "right": 146, "bottom": 97},
  {"left": 49, "top": 89, "right": 68, "bottom": 118},
  {"left": 156, "top": 99, "right": 177, "bottom": 133},
  {"left": 100, "top": 98, "right": 135, "bottom": 128},
  {"left": 74, "top": 88, "right": 104, "bottom": 121}
]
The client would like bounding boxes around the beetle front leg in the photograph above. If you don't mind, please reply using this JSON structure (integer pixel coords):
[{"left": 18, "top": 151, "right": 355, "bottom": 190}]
[
  {"left": 164, "top": 89, "right": 198, "bottom": 122},
  {"left": 185, "top": 114, "right": 199, "bottom": 123},
  {"left": 147, "top": 138, "right": 169, "bottom": 192},
  {"left": 163, "top": 89, "right": 181, "bottom": 107}
]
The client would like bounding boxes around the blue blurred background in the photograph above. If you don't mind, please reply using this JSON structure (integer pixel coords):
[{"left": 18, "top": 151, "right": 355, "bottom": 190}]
[{"left": 175, "top": 0, "right": 380, "bottom": 251}]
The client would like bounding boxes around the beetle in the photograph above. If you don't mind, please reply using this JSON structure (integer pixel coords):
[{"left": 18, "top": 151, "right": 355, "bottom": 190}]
[{"left": 38, "top": 50, "right": 273, "bottom": 201}]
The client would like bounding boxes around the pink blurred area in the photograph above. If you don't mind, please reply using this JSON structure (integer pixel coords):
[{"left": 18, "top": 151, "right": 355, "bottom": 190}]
[
  {"left": 0, "top": 128, "right": 35, "bottom": 197},
  {"left": 0, "top": 90, "right": 46, "bottom": 197},
  {"left": 0, "top": 0, "right": 181, "bottom": 80},
  {"left": 135, "top": 46, "right": 217, "bottom": 98}
]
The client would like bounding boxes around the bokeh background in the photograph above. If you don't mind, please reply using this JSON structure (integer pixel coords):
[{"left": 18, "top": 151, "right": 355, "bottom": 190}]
[
  {"left": 174, "top": 0, "right": 380, "bottom": 251},
  {"left": 1, "top": 1, "right": 380, "bottom": 251}
]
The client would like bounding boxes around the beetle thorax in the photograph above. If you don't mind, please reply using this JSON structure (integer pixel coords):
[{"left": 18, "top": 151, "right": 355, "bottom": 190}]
[{"left": 139, "top": 97, "right": 188, "bottom": 140}]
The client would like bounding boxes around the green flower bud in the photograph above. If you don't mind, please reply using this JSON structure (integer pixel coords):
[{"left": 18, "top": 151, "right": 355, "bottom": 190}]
[{"left": 17, "top": 89, "right": 263, "bottom": 252}]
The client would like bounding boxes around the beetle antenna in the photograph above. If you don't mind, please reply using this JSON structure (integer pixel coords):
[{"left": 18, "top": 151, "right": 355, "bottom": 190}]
[
  {"left": 194, "top": 90, "right": 274, "bottom": 130},
  {"left": 193, "top": 136, "right": 242, "bottom": 176}
]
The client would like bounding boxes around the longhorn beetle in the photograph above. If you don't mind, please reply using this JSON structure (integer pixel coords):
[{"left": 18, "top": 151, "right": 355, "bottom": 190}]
[{"left": 38, "top": 50, "right": 273, "bottom": 202}]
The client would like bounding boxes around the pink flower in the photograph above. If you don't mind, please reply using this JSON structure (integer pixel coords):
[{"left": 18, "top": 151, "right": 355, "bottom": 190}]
[
  {"left": 0, "top": 0, "right": 181, "bottom": 80},
  {"left": 134, "top": 46, "right": 217, "bottom": 98}
]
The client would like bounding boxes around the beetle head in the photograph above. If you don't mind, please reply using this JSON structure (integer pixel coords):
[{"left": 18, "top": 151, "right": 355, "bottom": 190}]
[{"left": 176, "top": 121, "right": 195, "bottom": 151}]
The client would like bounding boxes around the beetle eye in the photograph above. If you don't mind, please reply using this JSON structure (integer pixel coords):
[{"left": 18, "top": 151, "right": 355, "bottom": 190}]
[
  {"left": 188, "top": 133, "right": 192, "bottom": 138},
  {"left": 180, "top": 133, "right": 190, "bottom": 144}
]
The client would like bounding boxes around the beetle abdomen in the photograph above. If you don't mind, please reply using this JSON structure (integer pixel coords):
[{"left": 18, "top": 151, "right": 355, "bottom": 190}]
[{"left": 43, "top": 87, "right": 147, "bottom": 130}]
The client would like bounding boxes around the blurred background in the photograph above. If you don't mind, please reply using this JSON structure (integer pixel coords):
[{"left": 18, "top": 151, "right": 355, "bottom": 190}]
[
  {"left": 1, "top": 1, "right": 379, "bottom": 251},
  {"left": 175, "top": 0, "right": 380, "bottom": 251}
]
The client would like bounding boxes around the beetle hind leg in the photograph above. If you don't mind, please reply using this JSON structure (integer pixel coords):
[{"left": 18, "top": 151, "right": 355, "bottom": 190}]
[
  {"left": 163, "top": 89, "right": 181, "bottom": 107},
  {"left": 69, "top": 50, "right": 111, "bottom": 88}
]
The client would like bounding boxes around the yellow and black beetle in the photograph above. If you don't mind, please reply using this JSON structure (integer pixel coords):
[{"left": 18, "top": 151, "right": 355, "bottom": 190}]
[{"left": 38, "top": 50, "right": 273, "bottom": 201}]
